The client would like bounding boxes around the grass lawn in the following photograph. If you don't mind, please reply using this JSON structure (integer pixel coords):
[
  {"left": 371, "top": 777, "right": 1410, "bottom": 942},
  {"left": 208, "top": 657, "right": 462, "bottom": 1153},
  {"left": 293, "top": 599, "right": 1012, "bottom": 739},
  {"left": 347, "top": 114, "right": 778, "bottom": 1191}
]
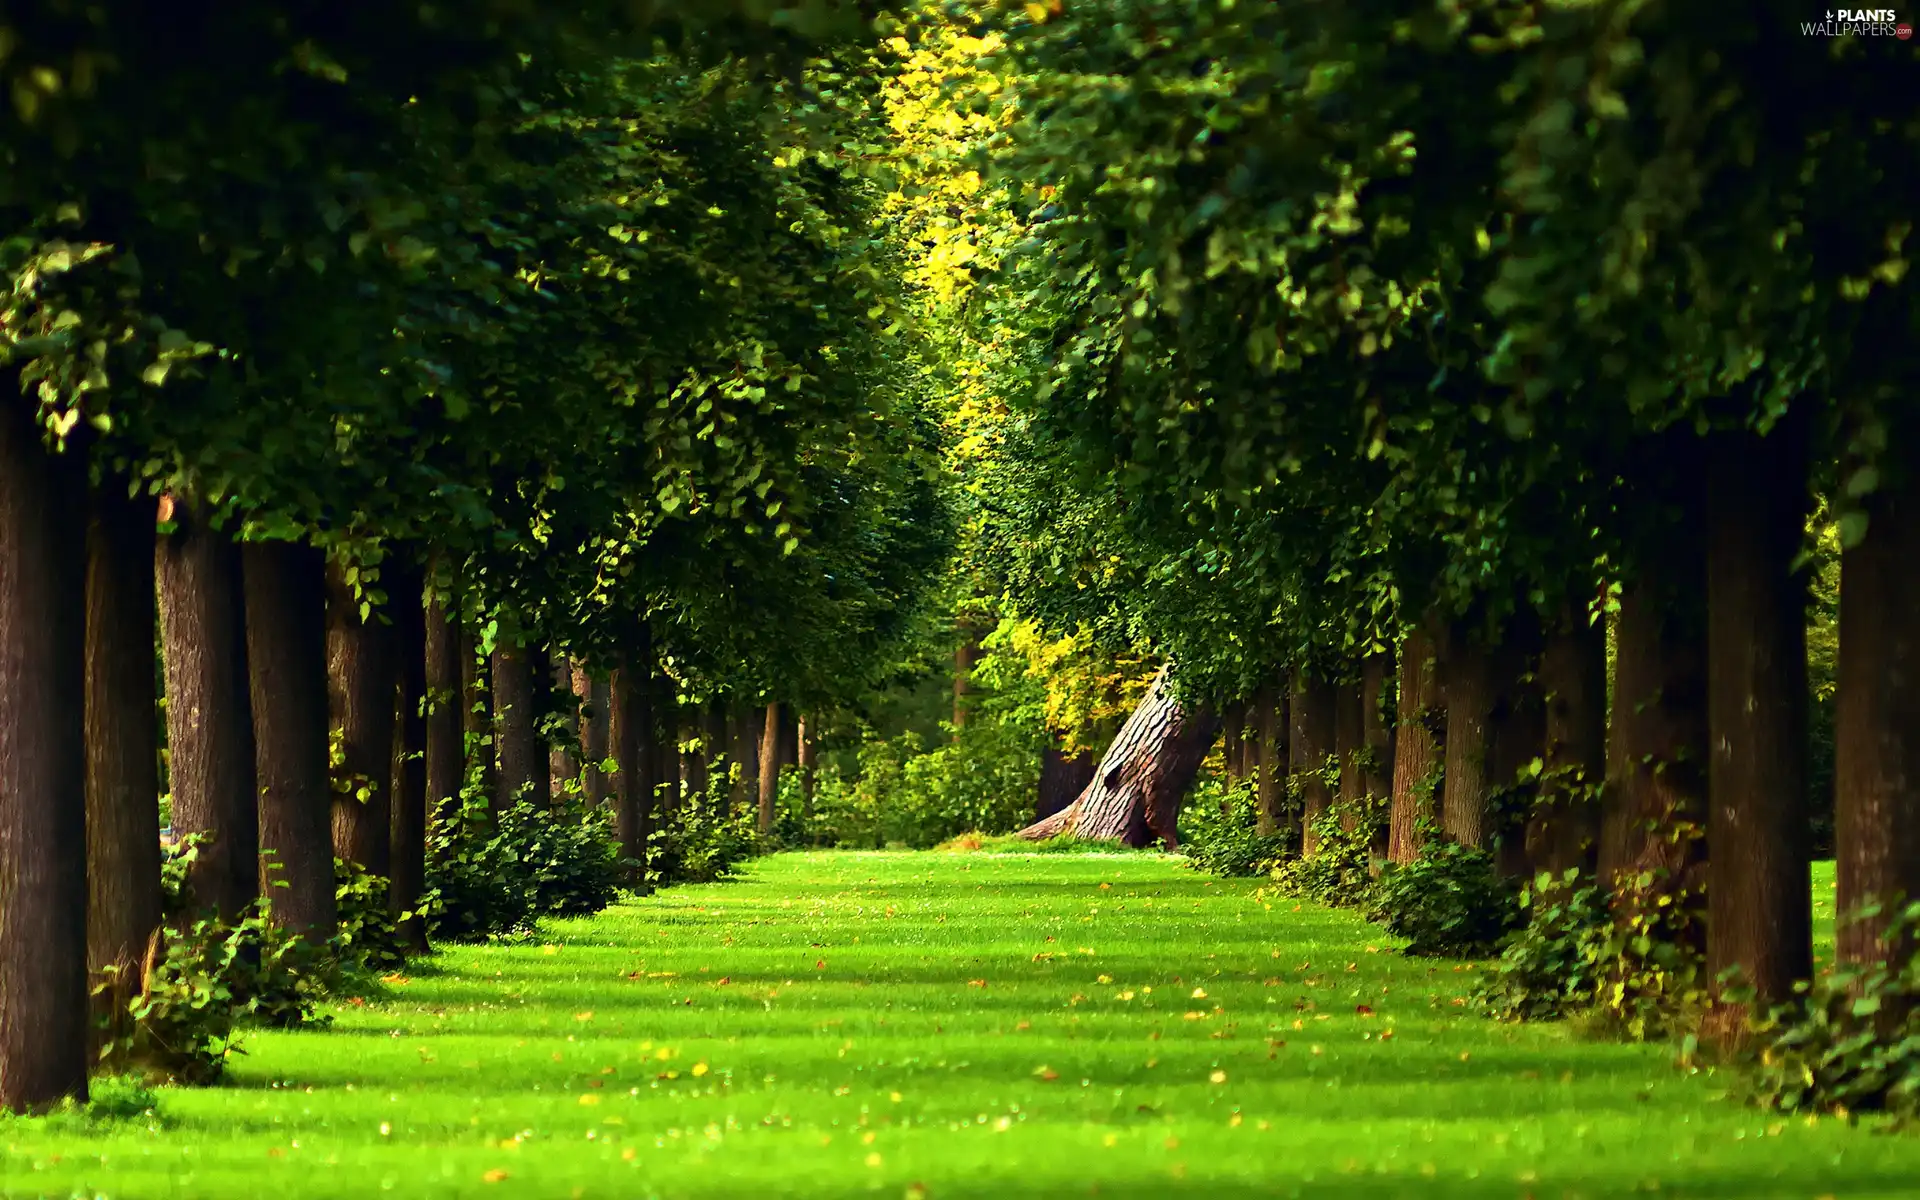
[{"left": 4, "top": 851, "right": 1916, "bottom": 1198}]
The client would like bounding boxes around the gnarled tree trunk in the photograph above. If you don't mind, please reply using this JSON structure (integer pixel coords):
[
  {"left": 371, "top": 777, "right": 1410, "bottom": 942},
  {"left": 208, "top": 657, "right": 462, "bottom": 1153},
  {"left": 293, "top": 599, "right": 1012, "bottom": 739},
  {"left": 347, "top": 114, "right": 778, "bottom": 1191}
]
[
  {"left": 1017, "top": 666, "right": 1218, "bottom": 848},
  {"left": 1037, "top": 739, "right": 1095, "bottom": 824},
  {"left": 244, "top": 540, "right": 336, "bottom": 940},
  {"left": 0, "top": 394, "right": 90, "bottom": 1111},
  {"left": 157, "top": 495, "right": 257, "bottom": 918},
  {"left": 1389, "top": 623, "right": 1444, "bottom": 864},
  {"left": 86, "top": 482, "right": 163, "bottom": 1053}
]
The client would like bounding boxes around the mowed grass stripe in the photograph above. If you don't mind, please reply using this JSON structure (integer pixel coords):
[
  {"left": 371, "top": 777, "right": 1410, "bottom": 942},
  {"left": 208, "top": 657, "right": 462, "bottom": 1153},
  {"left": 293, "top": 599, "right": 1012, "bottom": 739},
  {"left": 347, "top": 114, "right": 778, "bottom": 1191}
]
[{"left": 4, "top": 852, "right": 1917, "bottom": 1198}]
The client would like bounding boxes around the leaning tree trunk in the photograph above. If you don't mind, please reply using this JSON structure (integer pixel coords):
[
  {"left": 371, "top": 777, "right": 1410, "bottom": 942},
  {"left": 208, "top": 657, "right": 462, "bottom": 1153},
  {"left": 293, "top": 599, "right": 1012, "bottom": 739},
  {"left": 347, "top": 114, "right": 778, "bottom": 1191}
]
[
  {"left": 0, "top": 393, "right": 90, "bottom": 1111},
  {"left": 1017, "top": 666, "right": 1219, "bottom": 848},
  {"left": 389, "top": 563, "right": 429, "bottom": 954},
  {"left": 1835, "top": 448, "right": 1920, "bottom": 968},
  {"left": 1527, "top": 609, "right": 1606, "bottom": 876},
  {"left": 1389, "top": 622, "right": 1444, "bottom": 864},
  {"left": 1441, "top": 628, "right": 1495, "bottom": 849},
  {"left": 423, "top": 587, "right": 464, "bottom": 828},
  {"left": 326, "top": 563, "right": 395, "bottom": 878},
  {"left": 1292, "top": 670, "right": 1337, "bottom": 854},
  {"left": 1705, "top": 422, "right": 1813, "bottom": 1023},
  {"left": 1254, "top": 685, "right": 1287, "bottom": 836},
  {"left": 491, "top": 639, "right": 543, "bottom": 811},
  {"left": 85, "top": 482, "right": 164, "bottom": 1056},
  {"left": 157, "top": 495, "right": 257, "bottom": 919},
  {"left": 245, "top": 540, "right": 337, "bottom": 941}
]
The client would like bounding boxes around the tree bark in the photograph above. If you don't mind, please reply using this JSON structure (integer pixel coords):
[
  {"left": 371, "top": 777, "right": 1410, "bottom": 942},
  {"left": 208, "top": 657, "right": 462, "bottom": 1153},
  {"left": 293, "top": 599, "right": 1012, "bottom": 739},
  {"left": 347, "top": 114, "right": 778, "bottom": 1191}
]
[
  {"left": 728, "top": 703, "right": 758, "bottom": 814},
  {"left": 0, "top": 395, "right": 90, "bottom": 1111},
  {"left": 85, "top": 482, "right": 163, "bottom": 1042},
  {"left": 389, "top": 562, "right": 429, "bottom": 954},
  {"left": 244, "top": 540, "right": 336, "bottom": 940},
  {"left": 1291, "top": 669, "right": 1337, "bottom": 854},
  {"left": 653, "top": 687, "right": 679, "bottom": 820},
  {"left": 758, "top": 702, "right": 783, "bottom": 834},
  {"left": 796, "top": 715, "right": 817, "bottom": 823},
  {"left": 1222, "top": 700, "right": 1247, "bottom": 785},
  {"left": 1360, "top": 651, "right": 1396, "bottom": 855},
  {"left": 1389, "top": 623, "right": 1444, "bottom": 864},
  {"left": 423, "top": 588, "right": 464, "bottom": 827},
  {"left": 1037, "top": 740, "right": 1095, "bottom": 824},
  {"left": 1018, "top": 666, "right": 1218, "bottom": 848},
  {"left": 326, "top": 563, "right": 394, "bottom": 878},
  {"left": 1334, "top": 677, "right": 1365, "bottom": 813},
  {"left": 1834, "top": 453, "right": 1920, "bottom": 968},
  {"left": 458, "top": 625, "right": 494, "bottom": 802},
  {"left": 1488, "top": 632, "right": 1546, "bottom": 878},
  {"left": 1254, "top": 686, "right": 1287, "bottom": 836},
  {"left": 1442, "top": 629, "right": 1495, "bottom": 849},
  {"left": 549, "top": 656, "right": 581, "bottom": 803},
  {"left": 157, "top": 496, "right": 257, "bottom": 919},
  {"left": 491, "top": 639, "right": 544, "bottom": 811},
  {"left": 1527, "top": 610, "right": 1607, "bottom": 876},
  {"left": 578, "top": 664, "right": 611, "bottom": 809},
  {"left": 1705, "top": 423, "right": 1813, "bottom": 1016},
  {"left": 1602, "top": 576, "right": 1710, "bottom": 933},
  {"left": 953, "top": 624, "right": 983, "bottom": 733},
  {"left": 610, "top": 659, "right": 653, "bottom": 879}
]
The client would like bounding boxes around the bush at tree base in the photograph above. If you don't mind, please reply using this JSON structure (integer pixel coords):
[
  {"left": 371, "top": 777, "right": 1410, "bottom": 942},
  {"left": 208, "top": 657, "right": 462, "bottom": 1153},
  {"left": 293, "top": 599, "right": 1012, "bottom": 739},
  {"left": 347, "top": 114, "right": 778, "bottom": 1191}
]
[
  {"left": 1179, "top": 776, "right": 1294, "bottom": 877},
  {"left": 649, "top": 773, "right": 764, "bottom": 887},
  {"left": 1476, "top": 866, "right": 1707, "bottom": 1042},
  {"left": 333, "top": 859, "right": 408, "bottom": 974},
  {"left": 1365, "top": 840, "right": 1521, "bottom": 957},
  {"left": 1271, "top": 809, "right": 1376, "bottom": 908},
  {"left": 1750, "top": 898, "right": 1920, "bottom": 1121},
  {"left": 418, "top": 785, "right": 628, "bottom": 941}
]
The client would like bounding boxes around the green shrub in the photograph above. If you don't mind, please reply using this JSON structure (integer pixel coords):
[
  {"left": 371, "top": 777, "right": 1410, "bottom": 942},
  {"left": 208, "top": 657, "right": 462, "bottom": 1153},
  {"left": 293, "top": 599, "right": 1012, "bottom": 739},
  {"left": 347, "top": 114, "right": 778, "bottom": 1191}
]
[
  {"left": 1366, "top": 840, "right": 1521, "bottom": 957},
  {"left": 419, "top": 784, "right": 629, "bottom": 941},
  {"left": 649, "top": 779, "right": 763, "bottom": 887},
  {"left": 810, "top": 718, "right": 1039, "bottom": 849},
  {"left": 1179, "top": 776, "right": 1294, "bottom": 877},
  {"left": 85, "top": 1074, "right": 159, "bottom": 1121},
  {"left": 1271, "top": 808, "right": 1376, "bottom": 907},
  {"left": 333, "top": 859, "right": 407, "bottom": 974},
  {"left": 1477, "top": 870, "right": 1613, "bottom": 1020},
  {"left": 1751, "top": 898, "right": 1920, "bottom": 1120}
]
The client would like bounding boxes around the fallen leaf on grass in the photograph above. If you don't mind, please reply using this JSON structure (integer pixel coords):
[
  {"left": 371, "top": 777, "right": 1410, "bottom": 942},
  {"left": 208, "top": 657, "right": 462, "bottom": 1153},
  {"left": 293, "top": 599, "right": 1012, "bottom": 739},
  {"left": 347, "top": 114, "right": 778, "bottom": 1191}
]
[
  {"left": 691, "top": 1062, "right": 709, "bottom": 1077},
  {"left": 1033, "top": 1065, "right": 1059, "bottom": 1081},
  {"left": 575, "top": 1011, "right": 594, "bottom": 1021},
  {"left": 380, "top": 974, "right": 410, "bottom": 986},
  {"left": 968, "top": 979, "right": 987, "bottom": 988},
  {"left": 1354, "top": 1005, "right": 1373, "bottom": 1016},
  {"left": 1209, "top": 1070, "right": 1227, "bottom": 1084},
  {"left": 579, "top": 1094, "right": 601, "bottom": 1106},
  {"left": 483, "top": 1169, "right": 510, "bottom": 1183},
  {"left": 542, "top": 945, "right": 558, "bottom": 956}
]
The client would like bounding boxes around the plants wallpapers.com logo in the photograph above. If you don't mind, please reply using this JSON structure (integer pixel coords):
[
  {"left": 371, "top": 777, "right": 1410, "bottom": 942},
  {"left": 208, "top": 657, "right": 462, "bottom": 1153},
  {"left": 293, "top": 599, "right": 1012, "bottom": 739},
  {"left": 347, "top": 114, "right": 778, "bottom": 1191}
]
[{"left": 1801, "top": 8, "right": 1914, "bottom": 35}]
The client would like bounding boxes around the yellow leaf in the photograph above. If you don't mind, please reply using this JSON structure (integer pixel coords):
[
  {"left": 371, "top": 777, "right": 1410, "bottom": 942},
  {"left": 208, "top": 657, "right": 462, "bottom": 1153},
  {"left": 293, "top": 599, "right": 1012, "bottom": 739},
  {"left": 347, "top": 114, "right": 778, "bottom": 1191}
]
[
  {"left": 1209, "top": 1070, "right": 1227, "bottom": 1084},
  {"left": 579, "top": 1094, "right": 600, "bottom": 1106},
  {"left": 483, "top": 1168, "right": 509, "bottom": 1182},
  {"left": 691, "top": 1062, "right": 709, "bottom": 1077}
]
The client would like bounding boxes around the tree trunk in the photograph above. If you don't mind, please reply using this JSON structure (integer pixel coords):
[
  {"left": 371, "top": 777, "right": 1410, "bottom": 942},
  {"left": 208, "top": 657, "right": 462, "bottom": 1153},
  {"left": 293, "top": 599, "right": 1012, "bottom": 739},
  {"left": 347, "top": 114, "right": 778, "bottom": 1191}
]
[
  {"left": 1018, "top": 666, "right": 1218, "bottom": 848},
  {"left": 1222, "top": 700, "right": 1247, "bottom": 785},
  {"left": 1527, "top": 610, "right": 1606, "bottom": 876},
  {"left": 653, "top": 688, "right": 679, "bottom": 820},
  {"left": 1834, "top": 453, "right": 1920, "bottom": 968},
  {"left": 610, "top": 659, "right": 652, "bottom": 878},
  {"left": 1359, "top": 652, "right": 1396, "bottom": 855},
  {"left": 701, "top": 699, "right": 728, "bottom": 803},
  {"left": 1037, "top": 740, "right": 1096, "bottom": 824},
  {"left": 244, "top": 541, "right": 336, "bottom": 940},
  {"left": 758, "top": 702, "right": 783, "bottom": 834},
  {"left": 1705, "top": 423, "right": 1813, "bottom": 1019},
  {"left": 1254, "top": 686, "right": 1287, "bottom": 836},
  {"left": 491, "top": 639, "right": 543, "bottom": 811},
  {"left": 85, "top": 482, "right": 163, "bottom": 1048},
  {"left": 1602, "top": 540, "right": 1708, "bottom": 957},
  {"left": 157, "top": 496, "right": 257, "bottom": 918},
  {"left": 728, "top": 704, "right": 758, "bottom": 814},
  {"left": 549, "top": 656, "right": 580, "bottom": 803},
  {"left": 326, "top": 563, "right": 394, "bottom": 878},
  {"left": 1291, "top": 669, "right": 1337, "bottom": 854},
  {"left": 0, "top": 395, "right": 90, "bottom": 1110},
  {"left": 954, "top": 624, "right": 983, "bottom": 733},
  {"left": 423, "top": 588, "right": 464, "bottom": 827},
  {"left": 1488, "top": 632, "right": 1546, "bottom": 878},
  {"left": 1389, "top": 623, "right": 1444, "bottom": 864},
  {"left": 578, "top": 664, "right": 610, "bottom": 809},
  {"left": 459, "top": 626, "right": 494, "bottom": 802},
  {"left": 797, "top": 715, "right": 817, "bottom": 823},
  {"left": 1442, "top": 629, "right": 1495, "bottom": 849},
  {"left": 389, "top": 562, "right": 429, "bottom": 954},
  {"left": 1334, "top": 678, "right": 1364, "bottom": 817}
]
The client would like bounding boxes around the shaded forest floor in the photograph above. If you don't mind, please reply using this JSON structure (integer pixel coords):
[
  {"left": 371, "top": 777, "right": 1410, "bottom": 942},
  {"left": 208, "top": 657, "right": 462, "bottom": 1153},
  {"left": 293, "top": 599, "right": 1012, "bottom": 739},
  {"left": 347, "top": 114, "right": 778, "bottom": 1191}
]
[{"left": 4, "top": 852, "right": 1916, "bottom": 1198}]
